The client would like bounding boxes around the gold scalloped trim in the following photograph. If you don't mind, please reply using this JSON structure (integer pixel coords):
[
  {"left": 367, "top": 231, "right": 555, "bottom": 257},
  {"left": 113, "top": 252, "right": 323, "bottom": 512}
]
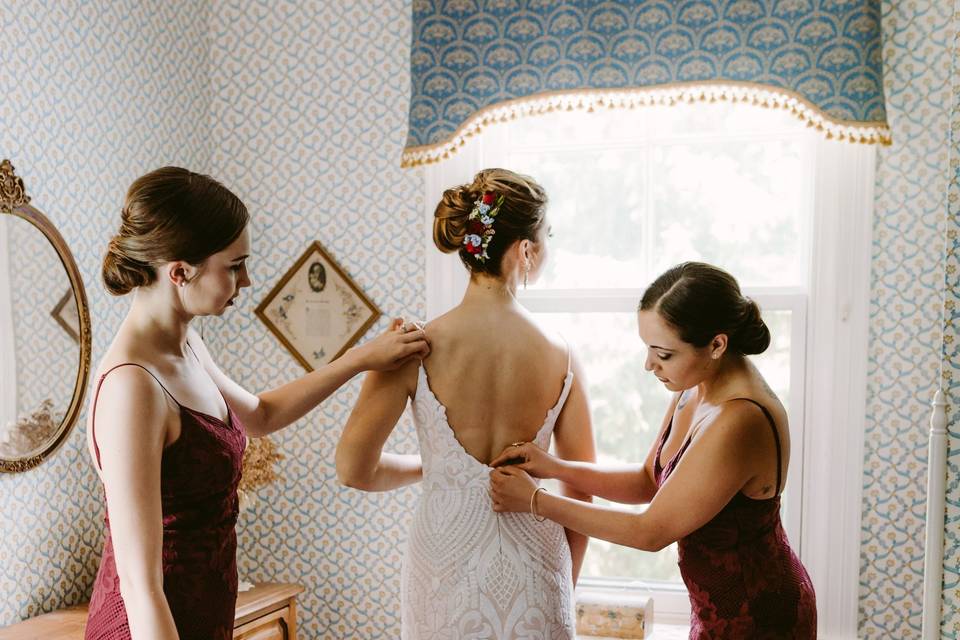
[{"left": 401, "top": 81, "right": 891, "bottom": 168}]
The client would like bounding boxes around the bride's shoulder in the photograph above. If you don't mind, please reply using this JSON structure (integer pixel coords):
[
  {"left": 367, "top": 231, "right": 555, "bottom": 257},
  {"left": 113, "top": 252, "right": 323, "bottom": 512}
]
[
  {"left": 521, "top": 316, "right": 569, "bottom": 355},
  {"left": 422, "top": 314, "right": 453, "bottom": 344},
  {"left": 511, "top": 320, "right": 570, "bottom": 370},
  {"left": 424, "top": 308, "right": 567, "bottom": 359},
  {"left": 422, "top": 306, "right": 490, "bottom": 340}
]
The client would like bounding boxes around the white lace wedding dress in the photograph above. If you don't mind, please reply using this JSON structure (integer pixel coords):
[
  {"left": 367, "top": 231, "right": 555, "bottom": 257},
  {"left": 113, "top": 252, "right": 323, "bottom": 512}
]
[{"left": 401, "top": 361, "right": 576, "bottom": 639}]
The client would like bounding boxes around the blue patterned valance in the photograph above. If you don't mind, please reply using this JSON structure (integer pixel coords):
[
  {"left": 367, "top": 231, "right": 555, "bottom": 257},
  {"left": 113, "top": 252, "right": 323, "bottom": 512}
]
[{"left": 403, "top": 0, "right": 890, "bottom": 166}]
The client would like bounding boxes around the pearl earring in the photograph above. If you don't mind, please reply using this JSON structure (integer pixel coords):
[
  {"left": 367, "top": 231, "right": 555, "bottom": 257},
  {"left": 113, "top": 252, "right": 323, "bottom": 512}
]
[{"left": 523, "top": 262, "right": 529, "bottom": 289}]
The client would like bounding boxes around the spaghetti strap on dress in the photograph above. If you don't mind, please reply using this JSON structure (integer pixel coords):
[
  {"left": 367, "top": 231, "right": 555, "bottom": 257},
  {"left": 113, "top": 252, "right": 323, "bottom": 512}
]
[
  {"left": 653, "top": 397, "right": 817, "bottom": 639},
  {"left": 85, "top": 362, "right": 246, "bottom": 640}
]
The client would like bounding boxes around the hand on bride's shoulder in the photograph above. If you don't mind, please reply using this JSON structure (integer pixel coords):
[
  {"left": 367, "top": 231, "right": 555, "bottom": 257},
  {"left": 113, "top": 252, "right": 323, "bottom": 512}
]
[{"left": 350, "top": 317, "right": 430, "bottom": 372}]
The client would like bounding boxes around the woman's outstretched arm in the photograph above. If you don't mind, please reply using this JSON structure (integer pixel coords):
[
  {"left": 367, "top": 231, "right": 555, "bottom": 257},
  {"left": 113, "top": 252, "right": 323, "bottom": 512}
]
[
  {"left": 188, "top": 319, "right": 429, "bottom": 438},
  {"left": 490, "top": 401, "right": 765, "bottom": 551}
]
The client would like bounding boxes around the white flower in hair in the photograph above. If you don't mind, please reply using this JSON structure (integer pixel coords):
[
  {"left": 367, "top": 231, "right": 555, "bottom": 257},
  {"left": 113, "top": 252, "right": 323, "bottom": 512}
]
[{"left": 465, "top": 234, "right": 482, "bottom": 247}]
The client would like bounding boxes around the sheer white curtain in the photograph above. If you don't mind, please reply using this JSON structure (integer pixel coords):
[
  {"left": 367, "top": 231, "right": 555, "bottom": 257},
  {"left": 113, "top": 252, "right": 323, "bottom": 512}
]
[{"left": 0, "top": 216, "right": 19, "bottom": 432}]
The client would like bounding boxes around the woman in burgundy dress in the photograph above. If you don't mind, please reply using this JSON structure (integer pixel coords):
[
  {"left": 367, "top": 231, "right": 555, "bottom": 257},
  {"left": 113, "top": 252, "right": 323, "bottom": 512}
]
[
  {"left": 489, "top": 262, "right": 816, "bottom": 638},
  {"left": 84, "top": 167, "right": 429, "bottom": 640}
]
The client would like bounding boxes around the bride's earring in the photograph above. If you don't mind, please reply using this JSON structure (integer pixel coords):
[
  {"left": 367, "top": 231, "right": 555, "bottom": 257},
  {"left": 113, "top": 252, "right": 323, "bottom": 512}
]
[{"left": 523, "top": 261, "right": 529, "bottom": 289}]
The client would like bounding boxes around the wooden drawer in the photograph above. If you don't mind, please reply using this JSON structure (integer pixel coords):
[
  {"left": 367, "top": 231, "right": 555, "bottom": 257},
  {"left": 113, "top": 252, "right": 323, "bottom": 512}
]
[
  {"left": 234, "top": 605, "right": 292, "bottom": 640},
  {"left": 233, "top": 582, "right": 302, "bottom": 639}
]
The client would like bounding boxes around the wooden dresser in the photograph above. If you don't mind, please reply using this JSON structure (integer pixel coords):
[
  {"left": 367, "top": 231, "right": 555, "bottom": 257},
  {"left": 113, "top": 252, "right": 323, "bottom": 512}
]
[
  {"left": 0, "top": 582, "right": 304, "bottom": 640},
  {"left": 233, "top": 583, "right": 303, "bottom": 639}
]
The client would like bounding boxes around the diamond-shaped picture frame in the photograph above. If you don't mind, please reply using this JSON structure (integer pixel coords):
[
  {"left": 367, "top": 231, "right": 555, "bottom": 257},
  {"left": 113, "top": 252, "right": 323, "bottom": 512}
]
[{"left": 255, "top": 241, "right": 381, "bottom": 371}]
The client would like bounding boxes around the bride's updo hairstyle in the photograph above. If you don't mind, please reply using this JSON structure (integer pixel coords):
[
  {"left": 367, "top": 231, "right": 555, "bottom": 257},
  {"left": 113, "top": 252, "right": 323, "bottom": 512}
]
[
  {"left": 640, "top": 262, "right": 771, "bottom": 356},
  {"left": 433, "top": 168, "right": 547, "bottom": 277},
  {"left": 102, "top": 167, "right": 249, "bottom": 296}
]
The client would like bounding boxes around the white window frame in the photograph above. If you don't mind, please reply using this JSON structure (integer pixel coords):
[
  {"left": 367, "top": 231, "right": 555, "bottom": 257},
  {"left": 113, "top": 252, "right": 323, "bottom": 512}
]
[{"left": 422, "top": 111, "right": 874, "bottom": 637}]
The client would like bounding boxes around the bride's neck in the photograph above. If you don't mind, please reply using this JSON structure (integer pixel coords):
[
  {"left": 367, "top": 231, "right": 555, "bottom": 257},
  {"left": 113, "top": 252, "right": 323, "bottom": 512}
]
[{"left": 460, "top": 274, "right": 521, "bottom": 310}]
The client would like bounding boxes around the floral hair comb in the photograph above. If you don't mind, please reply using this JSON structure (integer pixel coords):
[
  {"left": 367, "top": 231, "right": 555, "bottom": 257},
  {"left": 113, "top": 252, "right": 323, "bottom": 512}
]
[{"left": 463, "top": 191, "right": 504, "bottom": 262}]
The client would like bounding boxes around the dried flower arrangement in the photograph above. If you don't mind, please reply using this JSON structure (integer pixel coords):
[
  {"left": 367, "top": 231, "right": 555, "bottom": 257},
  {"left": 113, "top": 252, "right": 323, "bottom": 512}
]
[
  {"left": 237, "top": 435, "right": 284, "bottom": 511},
  {"left": 236, "top": 435, "right": 284, "bottom": 592},
  {"left": 0, "top": 398, "right": 59, "bottom": 457}
]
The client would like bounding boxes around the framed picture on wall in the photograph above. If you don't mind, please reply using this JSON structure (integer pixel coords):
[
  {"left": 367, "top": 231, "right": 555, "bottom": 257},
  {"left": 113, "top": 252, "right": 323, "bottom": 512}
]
[
  {"left": 256, "top": 241, "right": 381, "bottom": 371},
  {"left": 50, "top": 288, "right": 79, "bottom": 344}
]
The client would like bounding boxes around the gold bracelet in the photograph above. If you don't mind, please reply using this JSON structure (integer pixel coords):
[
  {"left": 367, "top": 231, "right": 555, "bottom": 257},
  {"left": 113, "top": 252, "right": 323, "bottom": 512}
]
[{"left": 531, "top": 487, "right": 548, "bottom": 522}]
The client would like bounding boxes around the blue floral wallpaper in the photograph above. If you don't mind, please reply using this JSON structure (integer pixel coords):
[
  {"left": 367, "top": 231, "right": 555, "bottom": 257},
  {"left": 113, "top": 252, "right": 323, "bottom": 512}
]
[
  {"left": 203, "top": 1, "right": 425, "bottom": 637},
  {"left": 939, "top": 2, "right": 960, "bottom": 636},
  {"left": 859, "top": 1, "right": 956, "bottom": 638}
]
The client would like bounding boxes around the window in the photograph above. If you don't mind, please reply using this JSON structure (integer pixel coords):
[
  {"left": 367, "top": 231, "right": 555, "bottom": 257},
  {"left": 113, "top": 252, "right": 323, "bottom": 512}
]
[{"left": 422, "top": 100, "right": 874, "bottom": 632}]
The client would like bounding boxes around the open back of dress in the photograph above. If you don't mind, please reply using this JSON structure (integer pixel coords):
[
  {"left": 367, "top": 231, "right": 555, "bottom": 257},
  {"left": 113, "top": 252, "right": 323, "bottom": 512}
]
[{"left": 400, "top": 360, "right": 576, "bottom": 639}]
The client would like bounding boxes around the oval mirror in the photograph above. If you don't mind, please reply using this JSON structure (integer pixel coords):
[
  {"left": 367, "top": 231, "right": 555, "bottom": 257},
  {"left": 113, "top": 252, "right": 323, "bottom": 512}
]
[{"left": 0, "top": 159, "right": 92, "bottom": 472}]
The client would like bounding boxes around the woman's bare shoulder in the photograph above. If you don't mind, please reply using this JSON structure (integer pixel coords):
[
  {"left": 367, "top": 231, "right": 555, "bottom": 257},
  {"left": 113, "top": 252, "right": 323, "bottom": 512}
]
[
  {"left": 88, "top": 361, "right": 171, "bottom": 452},
  {"left": 702, "top": 392, "right": 787, "bottom": 450},
  {"left": 90, "top": 337, "right": 169, "bottom": 418}
]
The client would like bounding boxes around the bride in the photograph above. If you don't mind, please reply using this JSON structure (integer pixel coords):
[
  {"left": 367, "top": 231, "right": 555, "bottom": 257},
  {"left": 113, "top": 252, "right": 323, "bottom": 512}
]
[{"left": 336, "top": 168, "right": 596, "bottom": 638}]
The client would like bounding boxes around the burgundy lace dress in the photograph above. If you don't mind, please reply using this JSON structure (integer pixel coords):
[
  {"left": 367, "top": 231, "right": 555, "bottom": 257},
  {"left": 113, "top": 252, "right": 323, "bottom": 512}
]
[
  {"left": 654, "top": 398, "right": 816, "bottom": 639},
  {"left": 85, "top": 363, "right": 246, "bottom": 640}
]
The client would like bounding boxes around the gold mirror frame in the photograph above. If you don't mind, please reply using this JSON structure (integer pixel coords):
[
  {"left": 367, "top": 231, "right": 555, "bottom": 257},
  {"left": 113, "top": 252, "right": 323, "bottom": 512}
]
[{"left": 0, "top": 160, "right": 92, "bottom": 472}]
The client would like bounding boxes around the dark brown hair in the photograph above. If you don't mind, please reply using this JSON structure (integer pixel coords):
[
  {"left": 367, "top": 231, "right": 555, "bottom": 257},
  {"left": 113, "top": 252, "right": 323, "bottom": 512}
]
[
  {"left": 639, "top": 262, "right": 770, "bottom": 355},
  {"left": 433, "top": 168, "right": 547, "bottom": 277},
  {"left": 102, "top": 167, "right": 249, "bottom": 296}
]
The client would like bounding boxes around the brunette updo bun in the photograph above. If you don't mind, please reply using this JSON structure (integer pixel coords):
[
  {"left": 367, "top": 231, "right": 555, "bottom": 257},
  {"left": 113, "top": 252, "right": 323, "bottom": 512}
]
[
  {"left": 730, "top": 297, "right": 772, "bottom": 356},
  {"left": 433, "top": 168, "right": 547, "bottom": 277},
  {"left": 102, "top": 167, "right": 248, "bottom": 296},
  {"left": 639, "top": 262, "right": 771, "bottom": 356},
  {"left": 102, "top": 238, "right": 153, "bottom": 296}
]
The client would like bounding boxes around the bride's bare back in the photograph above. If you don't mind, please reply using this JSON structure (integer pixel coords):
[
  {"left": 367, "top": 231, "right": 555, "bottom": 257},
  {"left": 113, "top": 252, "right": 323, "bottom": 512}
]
[{"left": 422, "top": 303, "right": 569, "bottom": 465}]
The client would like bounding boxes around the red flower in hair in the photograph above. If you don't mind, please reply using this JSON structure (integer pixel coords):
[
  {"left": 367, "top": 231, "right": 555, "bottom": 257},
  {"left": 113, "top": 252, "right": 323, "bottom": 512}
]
[
  {"left": 482, "top": 192, "right": 495, "bottom": 205},
  {"left": 467, "top": 220, "right": 486, "bottom": 235},
  {"left": 465, "top": 242, "right": 481, "bottom": 254}
]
